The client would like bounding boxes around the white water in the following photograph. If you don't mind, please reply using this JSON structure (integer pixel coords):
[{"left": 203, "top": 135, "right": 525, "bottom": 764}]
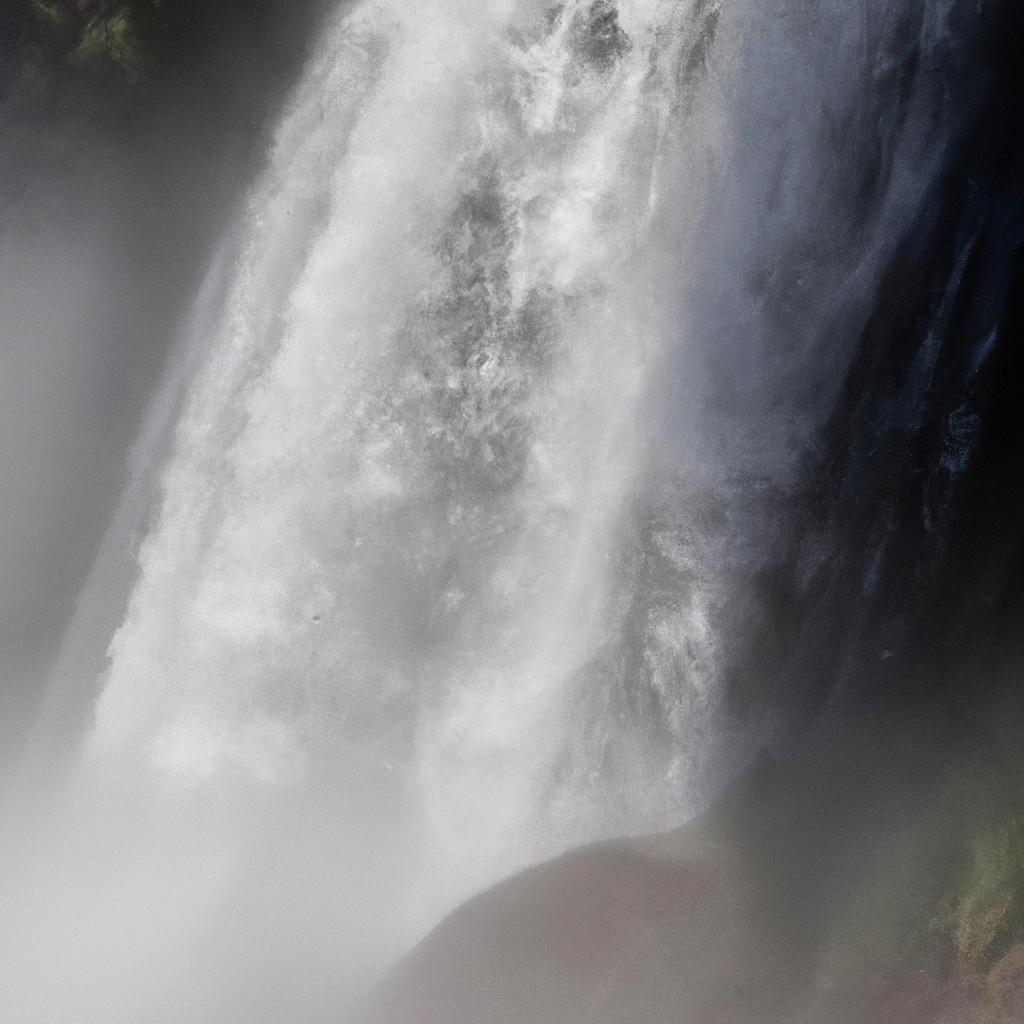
[{"left": 2, "top": 1, "right": 964, "bottom": 1020}]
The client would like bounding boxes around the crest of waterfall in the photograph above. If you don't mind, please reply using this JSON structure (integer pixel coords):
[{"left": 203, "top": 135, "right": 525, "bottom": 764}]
[{"left": 2, "top": 0, "right": 972, "bottom": 1019}]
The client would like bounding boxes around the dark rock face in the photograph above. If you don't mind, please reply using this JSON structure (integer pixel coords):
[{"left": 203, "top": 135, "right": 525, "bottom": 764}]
[
  {"left": 728, "top": 3, "right": 1024, "bottom": 738},
  {"left": 811, "top": 972, "right": 983, "bottom": 1024},
  {"left": 570, "top": 1, "right": 631, "bottom": 71}
]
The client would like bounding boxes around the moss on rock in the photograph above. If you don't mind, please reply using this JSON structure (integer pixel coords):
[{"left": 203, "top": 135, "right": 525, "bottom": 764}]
[
  {"left": 32, "top": 0, "right": 163, "bottom": 80},
  {"left": 953, "top": 816, "right": 1024, "bottom": 977},
  {"left": 69, "top": 7, "right": 153, "bottom": 79}
]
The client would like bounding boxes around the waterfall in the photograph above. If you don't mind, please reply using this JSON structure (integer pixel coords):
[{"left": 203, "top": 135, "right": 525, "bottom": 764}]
[
  {"left": 1, "top": 0, "right": 970, "bottom": 1021},
  {"left": 93, "top": 0, "right": 729, "bottom": 891}
]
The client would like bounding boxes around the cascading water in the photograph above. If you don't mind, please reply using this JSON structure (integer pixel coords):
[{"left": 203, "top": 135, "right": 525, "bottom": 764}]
[{"left": 1, "top": 0, "right": 972, "bottom": 1021}]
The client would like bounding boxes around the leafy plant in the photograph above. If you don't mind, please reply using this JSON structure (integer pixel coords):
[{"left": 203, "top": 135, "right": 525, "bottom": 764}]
[
  {"left": 72, "top": 7, "right": 152, "bottom": 79},
  {"left": 953, "top": 815, "right": 1024, "bottom": 976},
  {"left": 33, "top": 0, "right": 158, "bottom": 80}
]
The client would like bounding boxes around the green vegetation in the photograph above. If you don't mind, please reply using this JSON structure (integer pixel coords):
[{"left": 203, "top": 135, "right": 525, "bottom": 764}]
[
  {"left": 952, "top": 816, "right": 1024, "bottom": 976},
  {"left": 33, "top": 0, "right": 162, "bottom": 80},
  {"left": 69, "top": 7, "right": 152, "bottom": 79}
]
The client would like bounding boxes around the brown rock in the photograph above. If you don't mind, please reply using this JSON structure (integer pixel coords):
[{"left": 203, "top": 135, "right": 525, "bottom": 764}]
[{"left": 985, "top": 945, "right": 1024, "bottom": 1022}]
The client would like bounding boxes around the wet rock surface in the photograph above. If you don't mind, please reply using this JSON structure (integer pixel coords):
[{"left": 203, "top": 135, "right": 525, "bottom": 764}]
[
  {"left": 363, "top": 774, "right": 1024, "bottom": 1024},
  {"left": 570, "top": 1, "right": 631, "bottom": 71}
]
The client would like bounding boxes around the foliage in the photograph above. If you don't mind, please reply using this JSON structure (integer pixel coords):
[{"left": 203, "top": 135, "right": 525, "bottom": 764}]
[
  {"left": 72, "top": 8, "right": 152, "bottom": 79},
  {"left": 33, "top": 0, "right": 159, "bottom": 81},
  {"left": 952, "top": 815, "right": 1024, "bottom": 976},
  {"left": 33, "top": 0, "right": 74, "bottom": 32}
]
